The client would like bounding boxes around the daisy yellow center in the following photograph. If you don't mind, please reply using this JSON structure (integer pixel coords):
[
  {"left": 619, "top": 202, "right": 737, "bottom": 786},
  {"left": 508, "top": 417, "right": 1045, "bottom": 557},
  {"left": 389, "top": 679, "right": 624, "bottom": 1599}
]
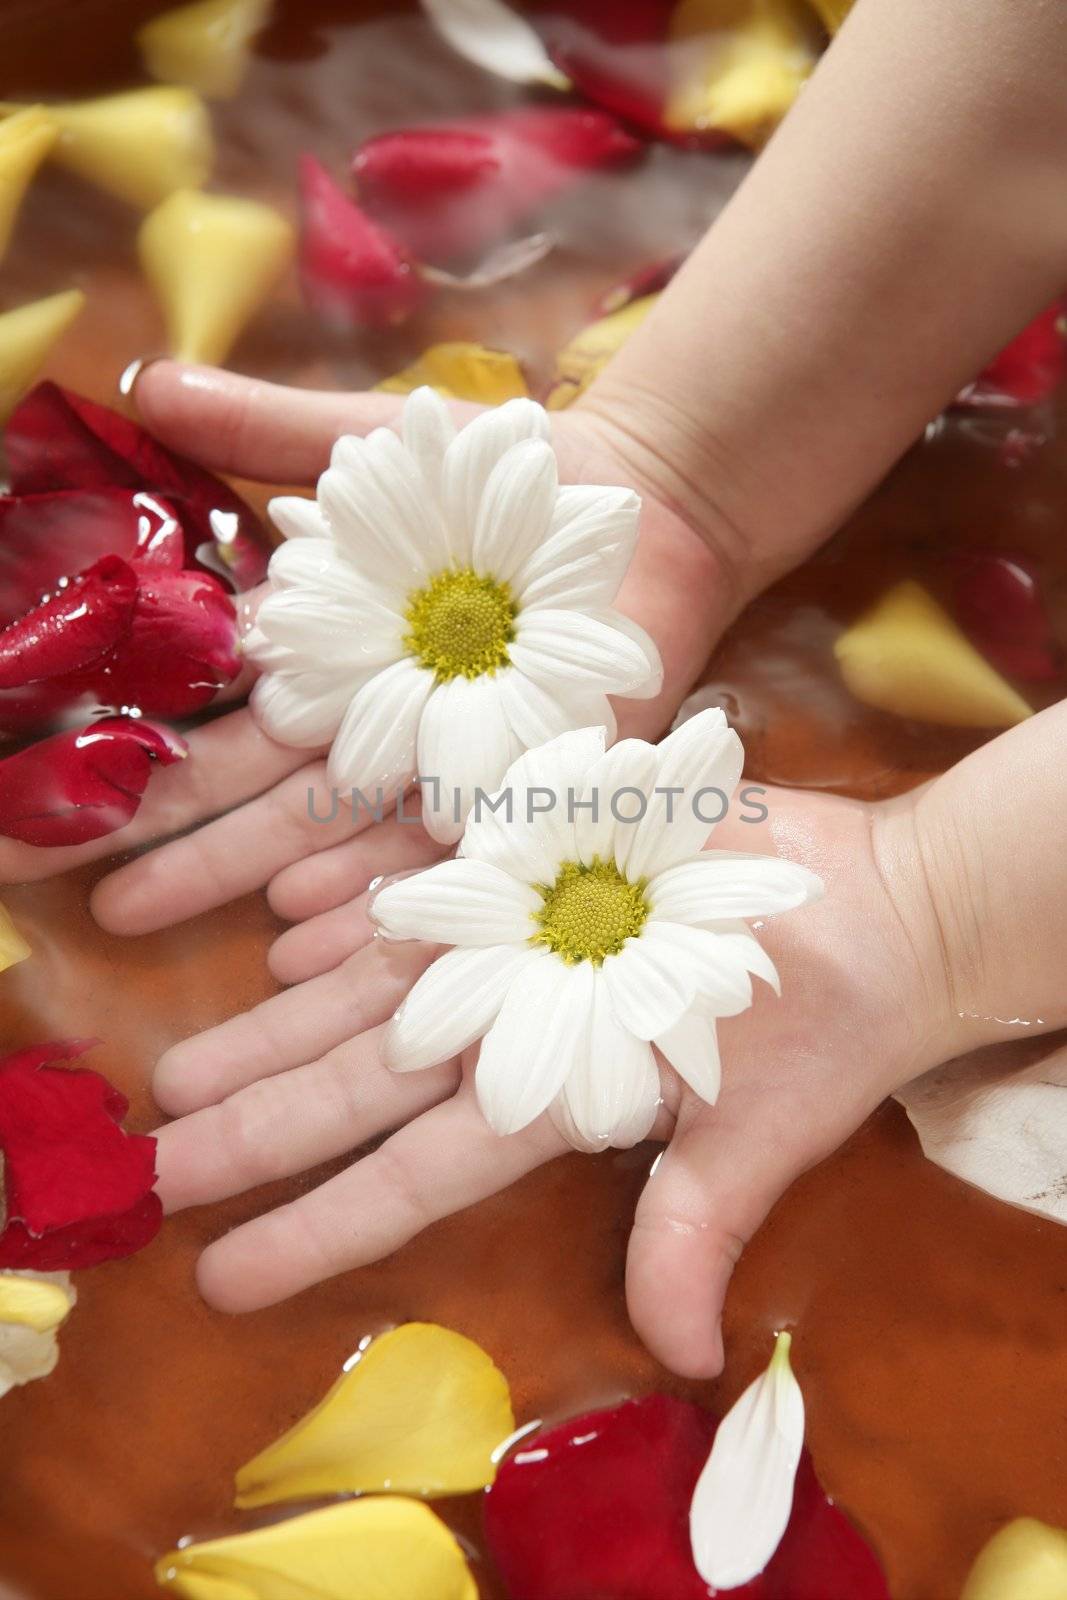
[
  {"left": 534, "top": 858, "right": 649, "bottom": 965},
  {"left": 403, "top": 567, "right": 515, "bottom": 681}
]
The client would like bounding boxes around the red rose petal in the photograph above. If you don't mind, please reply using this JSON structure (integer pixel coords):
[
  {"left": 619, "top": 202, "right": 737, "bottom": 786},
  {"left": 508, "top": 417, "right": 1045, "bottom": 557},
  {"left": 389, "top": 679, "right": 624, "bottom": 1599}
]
[
  {"left": 483, "top": 1394, "right": 888, "bottom": 1600},
  {"left": 353, "top": 108, "right": 641, "bottom": 265},
  {"left": 0, "top": 715, "right": 186, "bottom": 847},
  {"left": 957, "top": 297, "right": 1067, "bottom": 409},
  {"left": 0, "top": 1039, "right": 162, "bottom": 1271},
  {"left": 592, "top": 253, "right": 684, "bottom": 317},
  {"left": 0, "top": 555, "right": 138, "bottom": 691},
  {"left": 4, "top": 384, "right": 270, "bottom": 591},
  {"left": 298, "top": 154, "right": 427, "bottom": 330},
  {"left": 100, "top": 568, "right": 239, "bottom": 716},
  {"left": 950, "top": 550, "right": 1059, "bottom": 682}
]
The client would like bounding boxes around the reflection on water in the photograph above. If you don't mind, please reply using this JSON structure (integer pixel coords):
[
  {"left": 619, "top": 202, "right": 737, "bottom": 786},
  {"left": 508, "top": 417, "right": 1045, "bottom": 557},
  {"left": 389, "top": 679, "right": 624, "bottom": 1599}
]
[{"left": 1, "top": 3, "right": 1066, "bottom": 1598}]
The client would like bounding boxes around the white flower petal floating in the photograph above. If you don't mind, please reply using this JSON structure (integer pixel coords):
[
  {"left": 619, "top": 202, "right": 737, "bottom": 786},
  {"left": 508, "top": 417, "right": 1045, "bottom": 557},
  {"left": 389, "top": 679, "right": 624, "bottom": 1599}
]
[
  {"left": 419, "top": 0, "right": 571, "bottom": 90},
  {"left": 374, "top": 710, "right": 823, "bottom": 1149},
  {"left": 246, "top": 388, "right": 662, "bottom": 844},
  {"left": 0, "top": 1270, "right": 76, "bottom": 1399},
  {"left": 896, "top": 1039, "right": 1067, "bottom": 1226},
  {"left": 690, "top": 1331, "right": 805, "bottom": 1591}
]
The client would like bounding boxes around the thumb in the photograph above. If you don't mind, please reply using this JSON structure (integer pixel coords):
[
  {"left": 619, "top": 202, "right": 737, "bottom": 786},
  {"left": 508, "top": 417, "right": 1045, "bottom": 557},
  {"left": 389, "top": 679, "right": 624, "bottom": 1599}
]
[{"left": 625, "top": 1090, "right": 847, "bottom": 1379}]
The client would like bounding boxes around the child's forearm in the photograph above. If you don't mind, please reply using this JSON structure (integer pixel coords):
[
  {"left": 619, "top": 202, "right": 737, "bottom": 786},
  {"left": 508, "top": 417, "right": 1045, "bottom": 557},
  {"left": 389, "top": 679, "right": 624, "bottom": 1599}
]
[
  {"left": 582, "top": 0, "right": 1067, "bottom": 593},
  {"left": 875, "top": 700, "right": 1067, "bottom": 1060}
]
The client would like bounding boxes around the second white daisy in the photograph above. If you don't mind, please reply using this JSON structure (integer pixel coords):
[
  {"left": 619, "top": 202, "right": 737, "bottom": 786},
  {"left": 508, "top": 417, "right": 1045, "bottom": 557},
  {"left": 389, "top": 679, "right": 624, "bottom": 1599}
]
[
  {"left": 244, "top": 387, "right": 661, "bottom": 843},
  {"left": 371, "top": 709, "right": 823, "bottom": 1150}
]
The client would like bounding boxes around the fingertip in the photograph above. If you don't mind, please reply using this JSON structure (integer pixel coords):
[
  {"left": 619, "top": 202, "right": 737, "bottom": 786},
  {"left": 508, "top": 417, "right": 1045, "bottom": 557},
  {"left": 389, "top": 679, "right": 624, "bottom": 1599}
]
[
  {"left": 90, "top": 868, "right": 147, "bottom": 936},
  {"left": 625, "top": 1221, "right": 731, "bottom": 1378}
]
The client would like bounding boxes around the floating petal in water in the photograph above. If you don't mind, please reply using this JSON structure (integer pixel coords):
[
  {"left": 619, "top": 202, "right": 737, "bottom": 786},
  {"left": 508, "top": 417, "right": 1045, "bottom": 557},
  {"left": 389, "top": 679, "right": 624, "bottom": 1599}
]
[
  {"left": 376, "top": 342, "right": 530, "bottom": 404},
  {"left": 4, "top": 383, "right": 270, "bottom": 591},
  {"left": 537, "top": 0, "right": 688, "bottom": 146},
  {"left": 0, "top": 107, "right": 57, "bottom": 262},
  {"left": 483, "top": 1390, "right": 889, "bottom": 1598},
  {"left": 299, "top": 155, "right": 426, "bottom": 331},
  {"left": 0, "top": 88, "right": 214, "bottom": 210},
  {"left": 0, "top": 1271, "right": 75, "bottom": 1398},
  {"left": 420, "top": 0, "right": 570, "bottom": 89},
  {"left": 962, "top": 1517, "right": 1067, "bottom": 1600},
  {"left": 664, "top": 0, "right": 819, "bottom": 148},
  {"left": 138, "top": 0, "right": 272, "bottom": 100},
  {"left": 957, "top": 297, "right": 1067, "bottom": 410},
  {"left": 0, "top": 716, "right": 186, "bottom": 849},
  {"left": 690, "top": 1332, "right": 805, "bottom": 1590},
  {"left": 156, "top": 1498, "right": 477, "bottom": 1600},
  {"left": 833, "top": 580, "right": 1033, "bottom": 728},
  {"left": 353, "top": 107, "right": 640, "bottom": 265},
  {"left": 139, "top": 188, "right": 294, "bottom": 366},
  {"left": 546, "top": 293, "right": 658, "bottom": 409},
  {"left": 0, "top": 1040, "right": 162, "bottom": 1266},
  {"left": 592, "top": 255, "right": 683, "bottom": 316},
  {"left": 0, "top": 902, "right": 30, "bottom": 973},
  {"left": 235, "top": 1322, "right": 515, "bottom": 1508},
  {"left": 0, "top": 291, "right": 84, "bottom": 425},
  {"left": 950, "top": 550, "right": 1058, "bottom": 683}
]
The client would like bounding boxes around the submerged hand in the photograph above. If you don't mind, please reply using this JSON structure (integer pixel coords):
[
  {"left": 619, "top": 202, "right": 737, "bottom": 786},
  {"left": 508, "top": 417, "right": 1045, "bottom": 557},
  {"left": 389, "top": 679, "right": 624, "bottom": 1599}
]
[{"left": 147, "top": 783, "right": 962, "bottom": 1377}]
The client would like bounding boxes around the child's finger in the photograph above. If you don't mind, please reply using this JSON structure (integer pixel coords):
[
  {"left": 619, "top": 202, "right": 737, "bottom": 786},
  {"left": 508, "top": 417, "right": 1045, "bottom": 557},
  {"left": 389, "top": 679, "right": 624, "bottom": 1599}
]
[
  {"left": 266, "top": 798, "right": 438, "bottom": 921},
  {"left": 91, "top": 758, "right": 365, "bottom": 935},
  {"left": 133, "top": 362, "right": 483, "bottom": 485},
  {"left": 625, "top": 1090, "right": 850, "bottom": 1379},
  {"left": 154, "top": 1024, "right": 459, "bottom": 1212},
  {"left": 193, "top": 1088, "right": 567, "bottom": 1312},
  {"left": 153, "top": 938, "right": 437, "bottom": 1116}
]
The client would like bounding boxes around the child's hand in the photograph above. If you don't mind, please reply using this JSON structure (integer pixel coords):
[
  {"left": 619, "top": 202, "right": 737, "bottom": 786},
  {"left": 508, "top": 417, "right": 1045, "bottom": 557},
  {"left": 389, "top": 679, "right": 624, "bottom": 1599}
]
[
  {"left": 144, "top": 782, "right": 957, "bottom": 1377},
  {"left": 77, "top": 359, "right": 764, "bottom": 936}
]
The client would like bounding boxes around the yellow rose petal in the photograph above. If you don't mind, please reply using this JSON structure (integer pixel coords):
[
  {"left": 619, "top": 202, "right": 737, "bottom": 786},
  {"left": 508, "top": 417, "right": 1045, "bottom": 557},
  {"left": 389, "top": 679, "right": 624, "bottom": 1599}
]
[
  {"left": 0, "top": 1271, "right": 76, "bottom": 1399},
  {"left": 139, "top": 189, "right": 294, "bottom": 367},
  {"left": 376, "top": 342, "right": 530, "bottom": 405},
  {"left": 807, "top": 0, "right": 852, "bottom": 31},
  {"left": 834, "top": 580, "right": 1033, "bottom": 729},
  {"left": 0, "top": 289, "right": 85, "bottom": 426},
  {"left": 546, "top": 294, "right": 658, "bottom": 411},
  {"left": 235, "top": 1322, "right": 515, "bottom": 1509},
  {"left": 0, "top": 900, "right": 30, "bottom": 974},
  {"left": 0, "top": 87, "right": 214, "bottom": 210},
  {"left": 0, "top": 1271, "right": 74, "bottom": 1334},
  {"left": 0, "top": 107, "right": 58, "bottom": 263},
  {"left": 962, "top": 1517, "right": 1067, "bottom": 1600},
  {"left": 138, "top": 0, "right": 272, "bottom": 100},
  {"left": 664, "top": 0, "right": 818, "bottom": 148},
  {"left": 156, "top": 1498, "right": 477, "bottom": 1600}
]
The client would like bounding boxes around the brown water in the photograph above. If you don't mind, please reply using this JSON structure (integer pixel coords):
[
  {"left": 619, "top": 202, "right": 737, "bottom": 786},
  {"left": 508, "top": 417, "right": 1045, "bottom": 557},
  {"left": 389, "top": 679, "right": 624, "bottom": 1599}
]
[{"left": 1, "top": 4, "right": 1067, "bottom": 1598}]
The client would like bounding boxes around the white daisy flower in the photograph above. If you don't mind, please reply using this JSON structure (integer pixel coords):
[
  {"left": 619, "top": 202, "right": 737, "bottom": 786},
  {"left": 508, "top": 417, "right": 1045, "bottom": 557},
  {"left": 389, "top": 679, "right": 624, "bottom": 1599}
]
[
  {"left": 371, "top": 709, "right": 823, "bottom": 1150},
  {"left": 245, "top": 388, "right": 662, "bottom": 844}
]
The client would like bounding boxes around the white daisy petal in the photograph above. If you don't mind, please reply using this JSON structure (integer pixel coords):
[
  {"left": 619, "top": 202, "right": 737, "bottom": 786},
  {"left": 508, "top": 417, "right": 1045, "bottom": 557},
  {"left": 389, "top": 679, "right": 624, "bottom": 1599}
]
[
  {"left": 250, "top": 670, "right": 355, "bottom": 749},
  {"left": 373, "top": 856, "right": 541, "bottom": 946},
  {"left": 495, "top": 668, "right": 610, "bottom": 755},
  {"left": 416, "top": 674, "right": 520, "bottom": 845},
  {"left": 460, "top": 724, "right": 607, "bottom": 883},
  {"left": 624, "top": 708, "right": 745, "bottom": 881},
  {"left": 476, "top": 954, "right": 594, "bottom": 1136},
  {"left": 655, "top": 1004, "right": 721, "bottom": 1106},
  {"left": 322, "top": 426, "right": 450, "bottom": 589},
  {"left": 552, "top": 971, "right": 661, "bottom": 1150},
  {"left": 595, "top": 608, "right": 663, "bottom": 698},
  {"left": 327, "top": 657, "right": 435, "bottom": 797},
  {"left": 471, "top": 438, "right": 558, "bottom": 583},
  {"left": 241, "top": 624, "right": 297, "bottom": 674},
  {"left": 514, "top": 484, "right": 640, "bottom": 603},
  {"left": 268, "top": 494, "right": 330, "bottom": 541},
  {"left": 511, "top": 607, "right": 658, "bottom": 696},
  {"left": 601, "top": 923, "right": 700, "bottom": 1040},
  {"left": 442, "top": 398, "right": 550, "bottom": 561},
  {"left": 400, "top": 385, "right": 457, "bottom": 506},
  {"left": 648, "top": 855, "right": 825, "bottom": 925},
  {"left": 255, "top": 588, "right": 404, "bottom": 677},
  {"left": 573, "top": 738, "right": 658, "bottom": 869},
  {"left": 383, "top": 944, "right": 537, "bottom": 1073},
  {"left": 710, "top": 921, "right": 782, "bottom": 999},
  {"left": 690, "top": 1334, "right": 805, "bottom": 1590},
  {"left": 420, "top": 0, "right": 571, "bottom": 89}
]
